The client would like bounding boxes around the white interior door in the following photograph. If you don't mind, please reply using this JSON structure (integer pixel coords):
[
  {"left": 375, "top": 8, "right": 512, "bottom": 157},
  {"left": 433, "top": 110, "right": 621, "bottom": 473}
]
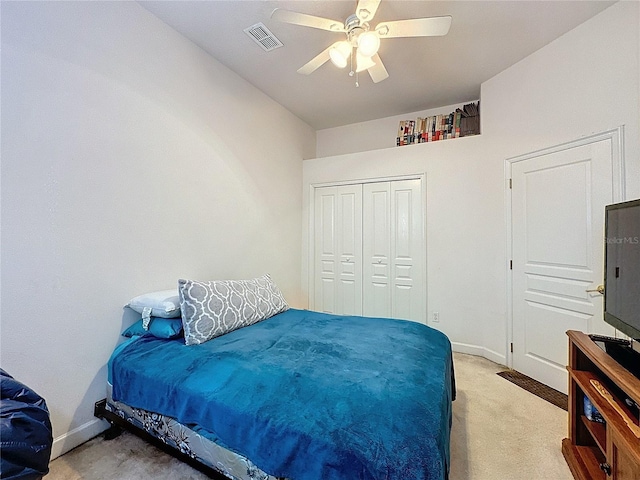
[
  {"left": 313, "top": 177, "right": 425, "bottom": 322},
  {"left": 511, "top": 138, "right": 616, "bottom": 393},
  {"left": 363, "top": 179, "right": 425, "bottom": 322},
  {"left": 337, "top": 184, "right": 363, "bottom": 315},
  {"left": 363, "top": 182, "right": 391, "bottom": 317},
  {"left": 314, "top": 185, "right": 362, "bottom": 315},
  {"left": 314, "top": 186, "right": 337, "bottom": 313},
  {"left": 391, "top": 179, "right": 424, "bottom": 322}
]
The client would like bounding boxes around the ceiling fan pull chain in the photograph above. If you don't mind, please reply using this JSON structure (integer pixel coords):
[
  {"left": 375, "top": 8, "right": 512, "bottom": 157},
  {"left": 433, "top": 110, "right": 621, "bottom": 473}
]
[
  {"left": 349, "top": 47, "right": 355, "bottom": 77},
  {"left": 348, "top": 47, "right": 358, "bottom": 86}
]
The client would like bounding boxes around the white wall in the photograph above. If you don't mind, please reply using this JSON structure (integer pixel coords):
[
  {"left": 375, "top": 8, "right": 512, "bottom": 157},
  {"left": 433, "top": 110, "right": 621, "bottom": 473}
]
[
  {"left": 316, "top": 101, "right": 478, "bottom": 158},
  {"left": 1, "top": 1, "right": 315, "bottom": 457},
  {"left": 303, "top": 135, "right": 501, "bottom": 362},
  {"left": 306, "top": 1, "right": 640, "bottom": 364}
]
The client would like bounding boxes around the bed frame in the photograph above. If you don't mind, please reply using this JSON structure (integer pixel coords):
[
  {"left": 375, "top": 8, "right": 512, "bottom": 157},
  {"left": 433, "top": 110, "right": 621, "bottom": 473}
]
[{"left": 94, "top": 399, "right": 227, "bottom": 479}]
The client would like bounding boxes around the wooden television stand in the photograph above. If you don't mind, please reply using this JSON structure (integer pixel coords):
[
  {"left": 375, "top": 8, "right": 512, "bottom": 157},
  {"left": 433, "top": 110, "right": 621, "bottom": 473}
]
[{"left": 563, "top": 330, "right": 640, "bottom": 480}]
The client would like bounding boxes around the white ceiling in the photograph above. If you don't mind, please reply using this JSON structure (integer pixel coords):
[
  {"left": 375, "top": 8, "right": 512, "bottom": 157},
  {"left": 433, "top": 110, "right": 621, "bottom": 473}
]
[{"left": 139, "top": 0, "right": 615, "bottom": 130}]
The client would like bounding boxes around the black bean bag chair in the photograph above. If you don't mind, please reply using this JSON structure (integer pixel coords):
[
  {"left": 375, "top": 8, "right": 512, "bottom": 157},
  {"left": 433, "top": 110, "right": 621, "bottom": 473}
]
[{"left": 1, "top": 369, "right": 52, "bottom": 480}]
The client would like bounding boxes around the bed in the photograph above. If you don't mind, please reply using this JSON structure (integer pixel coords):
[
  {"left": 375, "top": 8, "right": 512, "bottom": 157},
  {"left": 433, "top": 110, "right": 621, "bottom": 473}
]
[
  {"left": 96, "top": 279, "right": 454, "bottom": 480},
  {"left": 98, "top": 308, "right": 454, "bottom": 479}
]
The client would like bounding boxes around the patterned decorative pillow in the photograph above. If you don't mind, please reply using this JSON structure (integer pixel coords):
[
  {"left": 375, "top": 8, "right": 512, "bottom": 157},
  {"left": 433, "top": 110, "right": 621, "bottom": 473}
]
[{"left": 178, "top": 274, "right": 289, "bottom": 346}]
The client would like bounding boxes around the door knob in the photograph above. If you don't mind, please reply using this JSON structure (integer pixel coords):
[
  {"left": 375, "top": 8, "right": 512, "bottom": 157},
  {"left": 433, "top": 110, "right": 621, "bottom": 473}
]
[{"left": 586, "top": 285, "right": 605, "bottom": 295}]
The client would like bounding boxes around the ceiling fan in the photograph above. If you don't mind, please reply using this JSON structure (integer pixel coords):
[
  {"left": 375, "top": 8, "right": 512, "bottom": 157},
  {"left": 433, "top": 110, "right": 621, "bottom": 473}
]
[{"left": 271, "top": 0, "right": 452, "bottom": 84}]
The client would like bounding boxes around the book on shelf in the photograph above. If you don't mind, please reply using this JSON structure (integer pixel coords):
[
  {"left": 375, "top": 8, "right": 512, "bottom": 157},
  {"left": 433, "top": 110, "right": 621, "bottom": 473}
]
[
  {"left": 396, "top": 119, "right": 418, "bottom": 146},
  {"left": 396, "top": 101, "right": 480, "bottom": 147}
]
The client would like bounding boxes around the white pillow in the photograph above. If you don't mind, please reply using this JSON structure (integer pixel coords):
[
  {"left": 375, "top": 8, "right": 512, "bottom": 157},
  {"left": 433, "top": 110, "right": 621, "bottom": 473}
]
[{"left": 127, "top": 289, "right": 181, "bottom": 319}]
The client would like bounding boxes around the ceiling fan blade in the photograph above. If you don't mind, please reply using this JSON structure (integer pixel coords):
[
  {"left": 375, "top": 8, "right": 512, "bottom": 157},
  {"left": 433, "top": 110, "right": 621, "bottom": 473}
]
[
  {"left": 271, "top": 8, "right": 345, "bottom": 33},
  {"left": 356, "top": 51, "right": 376, "bottom": 73},
  {"left": 355, "top": 0, "right": 381, "bottom": 23},
  {"left": 375, "top": 16, "right": 452, "bottom": 38},
  {"left": 367, "top": 54, "right": 389, "bottom": 83},
  {"left": 297, "top": 42, "right": 342, "bottom": 75}
]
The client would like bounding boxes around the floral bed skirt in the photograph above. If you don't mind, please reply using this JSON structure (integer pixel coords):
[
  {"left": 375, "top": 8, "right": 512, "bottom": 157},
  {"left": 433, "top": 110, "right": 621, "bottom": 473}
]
[{"left": 106, "top": 384, "right": 285, "bottom": 480}]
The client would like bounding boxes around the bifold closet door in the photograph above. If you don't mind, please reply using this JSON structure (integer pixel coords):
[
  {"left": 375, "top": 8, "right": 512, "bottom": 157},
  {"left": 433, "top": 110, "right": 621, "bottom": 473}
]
[
  {"left": 363, "top": 179, "right": 424, "bottom": 323},
  {"left": 313, "top": 185, "right": 363, "bottom": 315}
]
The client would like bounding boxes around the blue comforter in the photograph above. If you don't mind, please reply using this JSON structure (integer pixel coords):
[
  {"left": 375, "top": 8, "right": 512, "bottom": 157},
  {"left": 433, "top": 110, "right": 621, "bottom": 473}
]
[{"left": 111, "top": 309, "right": 454, "bottom": 480}]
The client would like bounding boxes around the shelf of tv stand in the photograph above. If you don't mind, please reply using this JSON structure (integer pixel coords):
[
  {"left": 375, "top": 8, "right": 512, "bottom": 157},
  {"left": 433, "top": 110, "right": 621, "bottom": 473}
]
[
  {"left": 563, "top": 330, "right": 640, "bottom": 480},
  {"left": 562, "top": 440, "right": 607, "bottom": 480},
  {"left": 581, "top": 414, "right": 606, "bottom": 453}
]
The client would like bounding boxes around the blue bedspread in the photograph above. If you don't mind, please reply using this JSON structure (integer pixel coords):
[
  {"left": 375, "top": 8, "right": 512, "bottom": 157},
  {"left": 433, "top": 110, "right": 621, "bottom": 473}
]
[{"left": 110, "top": 309, "right": 454, "bottom": 480}]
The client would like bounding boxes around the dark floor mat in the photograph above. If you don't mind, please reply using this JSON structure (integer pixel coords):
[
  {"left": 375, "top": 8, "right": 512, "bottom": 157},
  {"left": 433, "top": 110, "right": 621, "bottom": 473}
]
[{"left": 497, "top": 370, "right": 568, "bottom": 411}]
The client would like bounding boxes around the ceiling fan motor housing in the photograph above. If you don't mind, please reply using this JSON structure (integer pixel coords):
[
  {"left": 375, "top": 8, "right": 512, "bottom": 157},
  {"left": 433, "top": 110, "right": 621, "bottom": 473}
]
[{"left": 345, "top": 14, "right": 369, "bottom": 45}]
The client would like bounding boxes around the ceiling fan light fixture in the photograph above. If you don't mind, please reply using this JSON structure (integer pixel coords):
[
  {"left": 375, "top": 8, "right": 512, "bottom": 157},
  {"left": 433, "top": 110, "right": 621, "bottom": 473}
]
[
  {"left": 329, "top": 41, "right": 351, "bottom": 68},
  {"left": 357, "top": 31, "right": 380, "bottom": 57}
]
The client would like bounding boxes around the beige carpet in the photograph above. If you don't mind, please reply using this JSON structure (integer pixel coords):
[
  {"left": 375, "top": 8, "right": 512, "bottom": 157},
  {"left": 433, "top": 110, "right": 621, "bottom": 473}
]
[
  {"left": 449, "top": 353, "right": 572, "bottom": 479},
  {"left": 47, "top": 353, "right": 573, "bottom": 480}
]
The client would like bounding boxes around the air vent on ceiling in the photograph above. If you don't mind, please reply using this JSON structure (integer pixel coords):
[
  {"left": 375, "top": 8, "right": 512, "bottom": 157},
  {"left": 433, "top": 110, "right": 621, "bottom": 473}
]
[{"left": 244, "top": 23, "right": 283, "bottom": 52}]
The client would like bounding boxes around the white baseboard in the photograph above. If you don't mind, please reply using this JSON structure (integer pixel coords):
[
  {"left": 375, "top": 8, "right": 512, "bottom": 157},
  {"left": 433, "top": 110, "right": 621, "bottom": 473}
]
[
  {"left": 481, "top": 347, "right": 507, "bottom": 366},
  {"left": 50, "top": 417, "right": 109, "bottom": 460},
  {"left": 452, "top": 341, "right": 507, "bottom": 367}
]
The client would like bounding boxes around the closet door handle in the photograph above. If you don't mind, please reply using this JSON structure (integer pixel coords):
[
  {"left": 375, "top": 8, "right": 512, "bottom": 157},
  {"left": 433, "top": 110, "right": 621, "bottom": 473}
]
[{"left": 586, "top": 285, "right": 604, "bottom": 295}]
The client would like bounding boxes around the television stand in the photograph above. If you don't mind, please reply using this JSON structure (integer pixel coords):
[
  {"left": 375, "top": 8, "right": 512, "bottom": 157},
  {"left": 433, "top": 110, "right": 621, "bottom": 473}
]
[{"left": 563, "top": 330, "right": 640, "bottom": 480}]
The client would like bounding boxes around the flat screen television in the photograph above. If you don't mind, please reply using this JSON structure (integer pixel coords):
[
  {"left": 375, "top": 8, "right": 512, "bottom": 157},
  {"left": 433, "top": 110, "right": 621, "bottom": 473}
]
[{"left": 604, "top": 198, "right": 640, "bottom": 342}]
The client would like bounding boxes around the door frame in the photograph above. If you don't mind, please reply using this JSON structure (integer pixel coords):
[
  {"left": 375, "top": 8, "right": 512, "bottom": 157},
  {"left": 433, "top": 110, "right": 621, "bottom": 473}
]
[
  {"left": 308, "top": 173, "right": 427, "bottom": 319},
  {"left": 505, "top": 127, "right": 625, "bottom": 369}
]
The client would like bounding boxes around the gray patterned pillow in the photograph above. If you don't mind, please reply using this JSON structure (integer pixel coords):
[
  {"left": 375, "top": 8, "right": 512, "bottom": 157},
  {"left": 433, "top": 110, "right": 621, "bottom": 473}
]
[{"left": 178, "top": 275, "right": 289, "bottom": 346}]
